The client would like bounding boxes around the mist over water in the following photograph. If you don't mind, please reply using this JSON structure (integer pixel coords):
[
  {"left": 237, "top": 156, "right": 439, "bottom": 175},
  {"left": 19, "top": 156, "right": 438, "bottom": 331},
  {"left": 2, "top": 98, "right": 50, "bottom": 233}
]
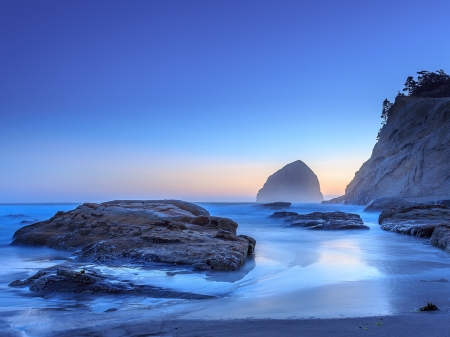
[{"left": 2, "top": 202, "right": 450, "bottom": 321}]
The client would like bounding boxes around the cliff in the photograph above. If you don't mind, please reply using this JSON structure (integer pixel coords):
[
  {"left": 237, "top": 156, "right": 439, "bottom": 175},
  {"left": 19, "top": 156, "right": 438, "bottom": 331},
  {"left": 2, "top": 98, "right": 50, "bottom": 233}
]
[
  {"left": 326, "top": 95, "right": 450, "bottom": 205},
  {"left": 256, "top": 160, "right": 323, "bottom": 203}
]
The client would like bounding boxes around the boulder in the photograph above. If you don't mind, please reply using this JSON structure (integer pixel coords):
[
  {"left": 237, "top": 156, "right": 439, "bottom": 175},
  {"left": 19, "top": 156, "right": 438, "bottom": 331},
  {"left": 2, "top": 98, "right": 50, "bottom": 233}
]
[
  {"left": 363, "top": 197, "right": 418, "bottom": 212},
  {"left": 11, "top": 200, "right": 255, "bottom": 271},
  {"left": 271, "top": 211, "right": 369, "bottom": 230},
  {"left": 256, "top": 160, "right": 323, "bottom": 203},
  {"left": 378, "top": 204, "right": 450, "bottom": 237}
]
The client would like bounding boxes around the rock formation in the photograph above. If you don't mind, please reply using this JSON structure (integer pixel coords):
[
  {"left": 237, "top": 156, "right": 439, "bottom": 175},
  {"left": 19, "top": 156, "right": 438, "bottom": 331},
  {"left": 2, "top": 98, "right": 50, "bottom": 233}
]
[
  {"left": 378, "top": 204, "right": 450, "bottom": 253},
  {"left": 270, "top": 211, "right": 369, "bottom": 230},
  {"left": 11, "top": 200, "right": 256, "bottom": 271},
  {"left": 9, "top": 264, "right": 212, "bottom": 298},
  {"left": 325, "top": 95, "right": 450, "bottom": 205},
  {"left": 378, "top": 204, "right": 450, "bottom": 237},
  {"left": 256, "top": 160, "right": 323, "bottom": 203}
]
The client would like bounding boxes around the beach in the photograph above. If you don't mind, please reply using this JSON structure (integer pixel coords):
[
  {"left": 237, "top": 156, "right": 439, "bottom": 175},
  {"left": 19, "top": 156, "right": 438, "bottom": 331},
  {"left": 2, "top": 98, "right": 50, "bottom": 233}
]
[
  {"left": 2, "top": 203, "right": 450, "bottom": 336},
  {"left": 1, "top": 310, "right": 448, "bottom": 336}
]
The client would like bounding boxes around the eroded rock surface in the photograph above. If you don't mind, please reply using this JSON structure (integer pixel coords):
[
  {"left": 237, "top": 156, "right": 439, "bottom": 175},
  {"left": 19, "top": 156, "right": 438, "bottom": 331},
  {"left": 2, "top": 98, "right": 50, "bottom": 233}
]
[
  {"left": 11, "top": 200, "right": 255, "bottom": 271},
  {"left": 271, "top": 211, "right": 369, "bottom": 230},
  {"left": 378, "top": 204, "right": 450, "bottom": 237}
]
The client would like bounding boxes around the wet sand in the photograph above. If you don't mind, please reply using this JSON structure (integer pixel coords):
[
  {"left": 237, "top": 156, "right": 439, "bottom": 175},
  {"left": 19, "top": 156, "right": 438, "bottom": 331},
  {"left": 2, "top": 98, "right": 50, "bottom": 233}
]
[{"left": 1, "top": 310, "right": 448, "bottom": 336}]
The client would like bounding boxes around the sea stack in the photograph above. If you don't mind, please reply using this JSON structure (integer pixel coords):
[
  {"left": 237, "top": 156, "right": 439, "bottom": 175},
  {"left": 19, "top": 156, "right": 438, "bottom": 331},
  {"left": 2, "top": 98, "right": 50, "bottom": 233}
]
[{"left": 256, "top": 160, "right": 323, "bottom": 203}]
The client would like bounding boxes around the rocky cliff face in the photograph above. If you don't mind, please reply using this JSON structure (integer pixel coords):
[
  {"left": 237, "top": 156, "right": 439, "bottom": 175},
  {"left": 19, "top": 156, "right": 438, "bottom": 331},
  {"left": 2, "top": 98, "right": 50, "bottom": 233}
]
[
  {"left": 256, "top": 160, "right": 323, "bottom": 203},
  {"left": 327, "top": 96, "right": 450, "bottom": 205}
]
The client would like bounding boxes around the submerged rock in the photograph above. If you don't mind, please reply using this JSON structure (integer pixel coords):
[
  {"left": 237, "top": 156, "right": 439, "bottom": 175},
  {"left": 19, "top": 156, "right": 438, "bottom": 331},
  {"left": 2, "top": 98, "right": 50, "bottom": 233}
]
[
  {"left": 259, "top": 202, "right": 292, "bottom": 208},
  {"left": 11, "top": 200, "right": 255, "bottom": 271},
  {"left": 378, "top": 204, "right": 450, "bottom": 237},
  {"left": 363, "top": 197, "right": 418, "bottom": 212},
  {"left": 268, "top": 211, "right": 299, "bottom": 219},
  {"left": 9, "top": 264, "right": 212, "bottom": 299},
  {"left": 256, "top": 160, "right": 323, "bottom": 203},
  {"left": 271, "top": 211, "right": 369, "bottom": 230}
]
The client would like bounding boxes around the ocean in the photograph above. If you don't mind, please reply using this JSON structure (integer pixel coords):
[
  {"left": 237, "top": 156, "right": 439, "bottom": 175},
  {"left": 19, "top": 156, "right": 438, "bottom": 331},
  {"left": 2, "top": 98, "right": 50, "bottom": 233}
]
[{"left": 1, "top": 202, "right": 450, "bottom": 326}]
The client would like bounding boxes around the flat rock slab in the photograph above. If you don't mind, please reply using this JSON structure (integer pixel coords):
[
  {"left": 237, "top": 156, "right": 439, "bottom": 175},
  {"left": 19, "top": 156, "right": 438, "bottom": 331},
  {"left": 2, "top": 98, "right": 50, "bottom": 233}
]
[
  {"left": 11, "top": 200, "right": 256, "bottom": 271},
  {"left": 378, "top": 204, "right": 450, "bottom": 237},
  {"left": 270, "top": 211, "right": 369, "bottom": 230},
  {"left": 379, "top": 204, "right": 450, "bottom": 253}
]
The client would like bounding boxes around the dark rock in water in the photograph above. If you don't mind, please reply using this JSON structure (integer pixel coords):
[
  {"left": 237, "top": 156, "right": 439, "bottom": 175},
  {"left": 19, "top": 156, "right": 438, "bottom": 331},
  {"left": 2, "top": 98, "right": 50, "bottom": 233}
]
[
  {"left": 270, "top": 211, "right": 368, "bottom": 230},
  {"left": 269, "top": 211, "right": 299, "bottom": 219},
  {"left": 286, "top": 211, "right": 369, "bottom": 230},
  {"left": 9, "top": 264, "right": 212, "bottom": 299},
  {"left": 326, "top": 96, "right": 450, "bottom": 205},
  {"left": 256, "top": 160, "right": 323, "bottom": 203},
  {"left": 11, "top": 200, "right": 255, "bottom": 271},
  {"left": 363, "top": 197, "right": 418, "bottom": 212},
  {"left": 259, "top": 202, "right": 291, "bottom": 208},
  {"left": 378, "top": 204, "right": 450, "bottom": 238},
  {"left": 419, "top": 302, "right": 439, "bottom": 311}
]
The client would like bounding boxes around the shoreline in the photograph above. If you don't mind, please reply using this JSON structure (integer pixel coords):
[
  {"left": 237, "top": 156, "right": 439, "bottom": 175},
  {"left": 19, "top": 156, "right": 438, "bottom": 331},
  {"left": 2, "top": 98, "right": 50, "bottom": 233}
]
[{"left": 2, "top": 312, "right": 449, "bottom": 336}]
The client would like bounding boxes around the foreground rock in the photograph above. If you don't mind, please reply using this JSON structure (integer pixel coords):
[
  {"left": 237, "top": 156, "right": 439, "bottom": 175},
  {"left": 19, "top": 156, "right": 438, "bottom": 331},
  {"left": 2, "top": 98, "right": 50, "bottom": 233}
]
[
  {"left": 256, "top": 160, "right": 323, "bottom": 203},
  {"left": 12, "top": 200, "right": 255, "bottom": 271},
  {"left": 378, "top": 204, "right": 450, "bottom": 237},
  {"left": 325, "top": 96, "right": 450, "bottom": 205},
  {"left": 271, "top": 211, "right": 369, "bottom": 230},
  {"left": 363, "top": 197, "right": 418, "bottom": 212},
  {"left": 9, "top": 264, "right": 212, "bottom": 298}
]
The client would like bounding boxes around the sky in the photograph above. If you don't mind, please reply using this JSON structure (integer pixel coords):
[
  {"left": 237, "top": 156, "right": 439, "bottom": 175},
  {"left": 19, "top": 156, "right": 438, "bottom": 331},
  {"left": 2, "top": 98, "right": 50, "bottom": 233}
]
[{"left": 1, "top": 0, "right": 450, "bottom": 203}]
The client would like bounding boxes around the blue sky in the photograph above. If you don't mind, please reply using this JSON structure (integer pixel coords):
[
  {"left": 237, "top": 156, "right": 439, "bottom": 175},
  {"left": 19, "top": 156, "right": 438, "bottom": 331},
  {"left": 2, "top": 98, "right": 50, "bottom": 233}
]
[{"left": 1, "top": 0, "right": 450, "bottom": 202}]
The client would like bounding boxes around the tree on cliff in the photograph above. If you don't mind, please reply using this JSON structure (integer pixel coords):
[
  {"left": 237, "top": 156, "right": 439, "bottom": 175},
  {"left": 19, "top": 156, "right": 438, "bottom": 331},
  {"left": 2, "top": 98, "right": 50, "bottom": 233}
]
[
  {"left": 377, "top": 99, "right": 393, "bottom": 140},
  {"left": 403, "top": 70, "right": 450, "bottom": 96},
  {"left": 378, "top": 69, "right": 449, "bottom": 141},
  {"left": 381, "top": 98, "right": 393, "bottom": 124}
]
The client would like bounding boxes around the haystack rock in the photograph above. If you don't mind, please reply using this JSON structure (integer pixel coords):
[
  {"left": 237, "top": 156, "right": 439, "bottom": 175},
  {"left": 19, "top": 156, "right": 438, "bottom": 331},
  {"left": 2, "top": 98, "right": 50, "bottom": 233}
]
[
  {"left": 256, "top": 160, "right": 323, "bottom": 203},
  {"left": 325, "top": 95, "right": 450, "bottom": 205}
]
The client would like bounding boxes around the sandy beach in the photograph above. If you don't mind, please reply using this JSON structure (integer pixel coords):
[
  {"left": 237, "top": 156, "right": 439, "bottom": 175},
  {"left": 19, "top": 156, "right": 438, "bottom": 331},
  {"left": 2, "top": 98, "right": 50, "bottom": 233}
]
[{"left": 2, "top": 312, "right": 448, "bottom": 336}]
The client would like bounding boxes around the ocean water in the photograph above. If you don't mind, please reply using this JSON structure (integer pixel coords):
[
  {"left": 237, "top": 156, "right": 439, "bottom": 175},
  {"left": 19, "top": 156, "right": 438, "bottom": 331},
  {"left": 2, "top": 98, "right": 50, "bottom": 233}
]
[{"left": 2, "top": 202, "right": 450, "bottom": 325}]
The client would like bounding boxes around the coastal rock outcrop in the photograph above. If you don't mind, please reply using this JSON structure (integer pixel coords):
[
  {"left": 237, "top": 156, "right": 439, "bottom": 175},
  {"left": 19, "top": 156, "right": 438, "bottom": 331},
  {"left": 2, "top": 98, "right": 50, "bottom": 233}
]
[
  {"left": 271, "top": 211, "right": 369, "bottom": 230},
  {"left": 378, "top": 204, "right": 450, "bottom": 238},
  {"left": 256, "top": 160, "right": 323, "bottom": 203},
  {"left": 11, "top": 200, "right": 255, "bottom": 271},
  {"left": 325, "top": 96, "right": 450, "bottom": 205}
]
